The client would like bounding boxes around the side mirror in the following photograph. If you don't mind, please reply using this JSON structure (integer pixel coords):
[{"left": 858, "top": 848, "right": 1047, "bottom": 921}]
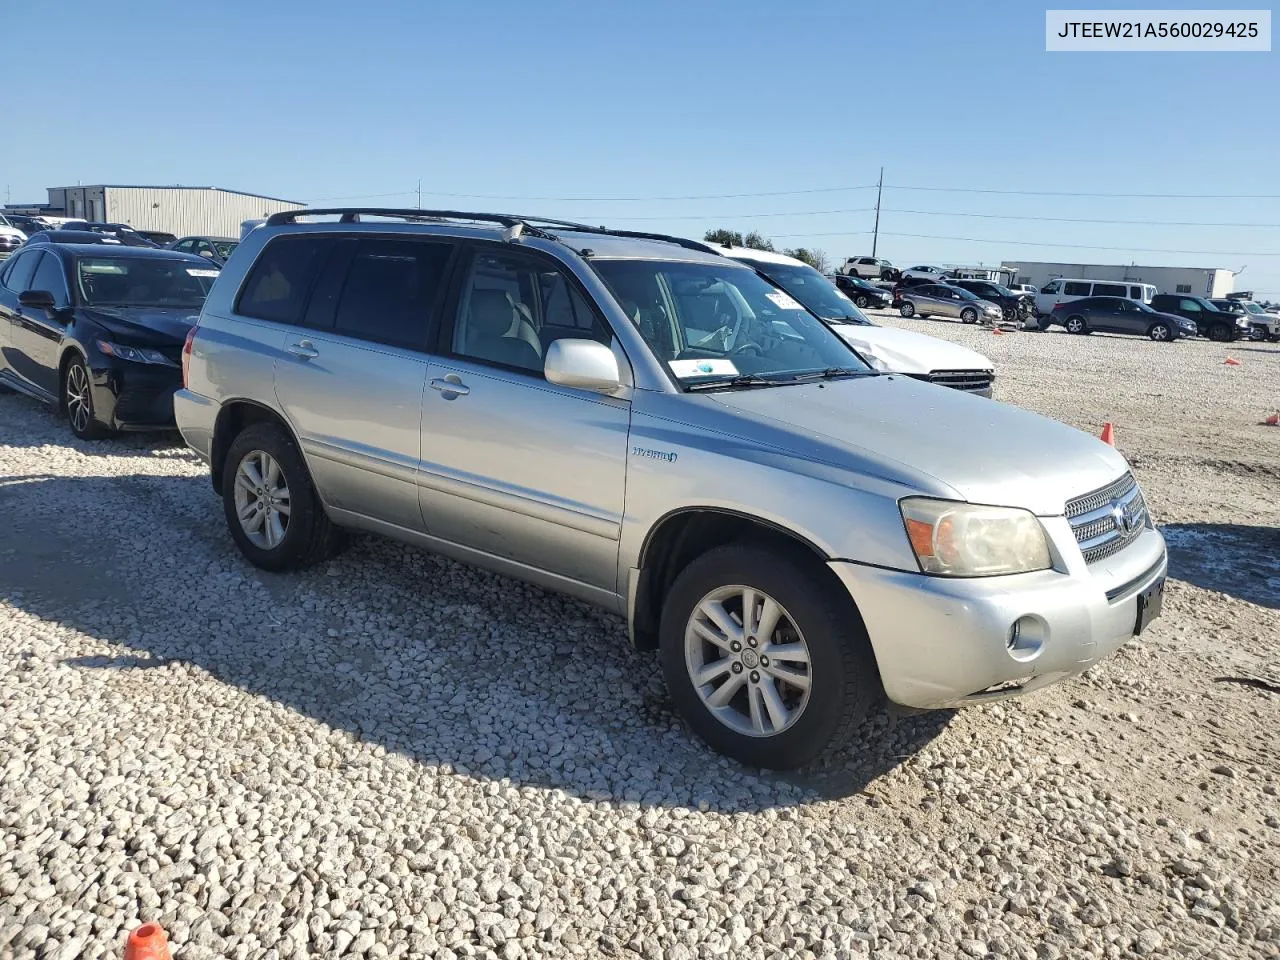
[
  {"left": 543, "top": 338, "right": 621, "bottom": 393},
  {"left": 18, "top": 290, "right": 56, "bottom": 310}
]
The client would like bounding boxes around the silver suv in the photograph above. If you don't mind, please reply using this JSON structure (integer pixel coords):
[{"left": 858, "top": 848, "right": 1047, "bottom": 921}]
[{"left": 175, "top": 209, "right": 1168, "bottom": 769}]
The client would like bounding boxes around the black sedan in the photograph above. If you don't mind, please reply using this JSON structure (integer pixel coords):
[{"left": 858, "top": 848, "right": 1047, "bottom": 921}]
[
  {"left": 58, "top": 221, "right": 158, "bottom": 247},
  {"left": 1046, "top": 296, "right": 1198, "bottom": 341},
  {"left": 831, "top": 273, "right": 892, "bottom": 309},
  {"left": 0, "top": 244, "right": 218, "bottom": 438}
]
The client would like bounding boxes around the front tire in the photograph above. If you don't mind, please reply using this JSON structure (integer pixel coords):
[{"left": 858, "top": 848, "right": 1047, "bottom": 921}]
[
  {"left": 658, "top": 541, "right": 881, "bottom": 769},
  {"left": 900, "top": 302, "right": 916, "bottom": 318},
  {"left": 1209, "top": 322, "right": 1233, "bottom": 342},
  {"left": 63, "top": 356, "right": 108, "bottom": 440},
  {"left": 1065, "top": 315, "right": 1088, "bottom": 335},
  {"left": 960, "top": 307, "right": 978, "bottom": 324},
  {"left": 222, "top": 422, "right": 343, "bottom": 571},
  {"left": 1249, "top": 326, "right": 1266, "bottom": 342},
  {"left": 855, "top": 295, "right": 869, "bottom": 308},
  {"left": 1148, "top": 322, "right": 1172, "bottom": 342}
]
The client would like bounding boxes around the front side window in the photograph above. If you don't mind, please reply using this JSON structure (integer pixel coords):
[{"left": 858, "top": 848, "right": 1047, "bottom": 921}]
[
  {"left": 77, "top": 256, "right": 217, "bottom": 308},
  {"left": 237, "top": 236, "right": 330, "bottom": 323},
  {"left": 451, "top": 250, "right": 611, "bottom": 375},
  {"left": 331, "top": 239, "right": 453, "bottom": 350},
  {"left": 30, "top": 252, "right": 70, "bottom": 306},
  {"left": 1179, "top": 298, "right": 1202, "bottom": 311},
  {"left": 1042, "top": 280, "right": 1061, "bottom": 294},
  {"left": 592, "top": 259, "right": 867, "bottom": 387}
]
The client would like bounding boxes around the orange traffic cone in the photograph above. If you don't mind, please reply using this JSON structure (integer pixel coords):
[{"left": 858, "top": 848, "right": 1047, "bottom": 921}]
[
  {"left": 1265, "top": 413, "right": 1279, "bottom": 426},
  {"left": 992, "top": 327, "right": 1005, "bottom": 335},
  {"left": 1224, "top": 357, "right": 1241, "bottom": 366},
  {"left": 1100, "top": 422, "right": 1116, "bottom": 446},
  {"left": 124, "top": 924, "right": 171, "bottom": 960}
]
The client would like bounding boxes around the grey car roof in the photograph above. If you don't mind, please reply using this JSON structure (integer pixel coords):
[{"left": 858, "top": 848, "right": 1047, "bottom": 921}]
[{"left": 544, "top": 230, "right": 734, "bottom": 265}]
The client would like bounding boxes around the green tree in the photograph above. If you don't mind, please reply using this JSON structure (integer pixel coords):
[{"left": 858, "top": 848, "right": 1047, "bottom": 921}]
[
  {"left": 704, "top": 228, "right": 743, "bottom": 247},
  {"left": 743, "top": 231, "right": 776, "bottom": 252},
  {"left": 784, "top": 247, "right": 831, "bottom": 273}
]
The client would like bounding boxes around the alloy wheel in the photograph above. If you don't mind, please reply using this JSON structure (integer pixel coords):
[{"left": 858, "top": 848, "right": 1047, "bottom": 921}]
[
  {"left": 684, "top": 584, "right": 812, "bottom": 738},
  {"left": 65, "top": 363, "right": 92, "bottom": 434},
  {"left": 233, "top": 450, "right": 292, "bottom": 550}
]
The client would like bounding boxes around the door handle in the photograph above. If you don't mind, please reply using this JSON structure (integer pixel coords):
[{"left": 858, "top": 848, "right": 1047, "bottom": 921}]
[
  {"left": 286, "top": 340, "right": 319, "bottom": 360},
  {"left": 429, "top": 376, "right": 469, "bottom": 398}
]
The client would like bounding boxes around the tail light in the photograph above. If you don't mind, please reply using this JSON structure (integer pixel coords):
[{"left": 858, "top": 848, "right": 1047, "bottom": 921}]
[{"left": 181, "top": 326, "right": 196, "bottom": 388}]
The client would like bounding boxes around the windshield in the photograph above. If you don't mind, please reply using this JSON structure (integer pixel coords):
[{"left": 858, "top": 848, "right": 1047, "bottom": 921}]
[
  {"left": 76, "top": 257, "right": 218, "bottom": 308},
  {"left": 951, "top": 286, "right": 981, "bottom": 300},
  {"left": 1240, "top": 301, "right": 1264, "bottom": 314},
  {"left": 741, "top": 259, "right": 873, "bottom": 325},
  {"left": 591, "top": 259, "right": 870, "bottom": 386},
  {"left": 213, "top": 240, "right": 239, "bottom": 259}
]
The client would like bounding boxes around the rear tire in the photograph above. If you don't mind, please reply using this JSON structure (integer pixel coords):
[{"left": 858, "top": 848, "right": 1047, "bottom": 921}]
[
  {"left": 899, "top": 302, "right": 915, "bottom": 318},
  {"left": 222, "top": 422, "right": 344, "bottom": 571},
  {"left": 1148, "top": 322, "right": 1172, "bottom": 342},
  {"left": 658, "top": 541, "right": 881, "bottom": 769},
  {"left": 1065, "top": 316, "right": 1088, "bottom": 335}
]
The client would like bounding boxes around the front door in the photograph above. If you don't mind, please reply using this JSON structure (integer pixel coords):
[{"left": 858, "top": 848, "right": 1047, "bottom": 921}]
[
  {"left": 8, "top": 251, "right": 71, "bottom": 397},
  {"left": 419, "top": 244, "right": 631, "bottom": 592}
]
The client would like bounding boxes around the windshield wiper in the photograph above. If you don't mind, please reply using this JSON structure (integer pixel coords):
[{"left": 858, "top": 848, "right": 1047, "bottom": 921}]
[
  {"left": 788, "top": 367, "right": 875, "bottom": 382},
  {"left": 684, "top": 374, "right": 782, "bottom": 392}
]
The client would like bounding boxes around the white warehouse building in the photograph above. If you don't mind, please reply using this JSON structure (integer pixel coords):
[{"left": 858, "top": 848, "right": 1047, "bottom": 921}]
[
  {"left": 29, "top": 185, "right": 303, "bottom": 238},
  {"left": 1002, "top": 261, "right": 1236, "bottom": 298}
]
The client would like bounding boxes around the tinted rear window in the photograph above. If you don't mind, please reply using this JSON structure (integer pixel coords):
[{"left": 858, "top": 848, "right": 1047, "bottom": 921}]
[
  {"left": 237, "top": 236, "right": 330, "bottom": 324},
  {"left": 1093, "top": 283, "right": 1127, "bottom": 297},
  {"left": 331, "top": 239, "right": 453, "bottom": 349}
]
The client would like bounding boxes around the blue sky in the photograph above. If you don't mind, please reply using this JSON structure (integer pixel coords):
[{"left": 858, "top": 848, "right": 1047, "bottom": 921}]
[{"left": 6, "top": 1, "right": 1279, "bottom": 291}]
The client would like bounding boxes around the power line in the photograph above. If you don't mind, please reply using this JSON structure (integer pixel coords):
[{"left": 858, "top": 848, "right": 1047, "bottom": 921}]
[
  {"left": 886, "top": 184, "right": 1280, "bottom": 200},
  {"left": 884, "top": 209, "right": 1280, "bottom": 229},
  {"left": 767, "top": 229, "right": 1280, "bottom": 258}
]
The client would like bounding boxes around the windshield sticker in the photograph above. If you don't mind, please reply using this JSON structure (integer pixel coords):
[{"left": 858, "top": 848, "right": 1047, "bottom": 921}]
[
  {"left": 669, "top": 358, "right": 739, "bottom": 379},
  {"left": 186, "top": 268, "right": 220, "bottom": 277},
  {"left": 765, "top": 290, "right": 804, "bottom": 310}
]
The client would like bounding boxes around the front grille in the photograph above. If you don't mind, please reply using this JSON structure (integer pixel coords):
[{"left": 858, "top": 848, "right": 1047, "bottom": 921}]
[
  {"left": 926, "top": 369, "right": 994, "bottom": 393},
  {"left": 1065, "top": 472, "right": 1148, "bottom": 563}
]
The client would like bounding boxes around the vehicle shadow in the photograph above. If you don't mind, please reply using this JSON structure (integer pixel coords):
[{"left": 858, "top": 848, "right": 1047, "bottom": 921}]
[
  {"left": 0, "top": 390, "right": 187, "bottom": 456},
  {"left": 0, "top": 471, "right": 951, "bottom": 811},
  {"left": 1162, "top": 523, "right": 1280, "bottom": 610}
]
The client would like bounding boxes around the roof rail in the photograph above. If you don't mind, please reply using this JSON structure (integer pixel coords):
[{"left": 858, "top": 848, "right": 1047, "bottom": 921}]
[
  {"left": 263, "top": 207, "right": 573, "bottom": 235},
  {"left": 546, "top": 225, "right": 721, "bottom": 255}
]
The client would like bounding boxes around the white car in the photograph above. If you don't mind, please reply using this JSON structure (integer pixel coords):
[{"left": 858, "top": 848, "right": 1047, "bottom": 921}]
[
  {"left": 839, "top": 256, "right": 897, "bottom": 279},
  {"left": 1009, "top": 283, "right": 1038, "bottom": 296},
  {"left": 0, "top": 224, "right": 26, "bottom": 261},
  {"left": 901, "top": 265, "right": 951, "bottom": 281},
  {"left": 715, "top": 246, "right": 996, "bottom": 396}
]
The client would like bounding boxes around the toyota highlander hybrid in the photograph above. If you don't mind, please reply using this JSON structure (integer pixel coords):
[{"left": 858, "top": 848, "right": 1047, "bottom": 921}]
[{"left": 173, "top": 209, "right": 1168, "bottom": 769}]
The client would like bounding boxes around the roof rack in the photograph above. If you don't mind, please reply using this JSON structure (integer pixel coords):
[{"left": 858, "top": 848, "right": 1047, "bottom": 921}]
[{"left": 543, "top": 224, "right": 721, "bottom": 255}]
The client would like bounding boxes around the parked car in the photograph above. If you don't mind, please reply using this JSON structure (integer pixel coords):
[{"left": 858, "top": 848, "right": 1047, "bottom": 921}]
[
  {"left": 58, "top": 221, "right": 158, "bottom": 247},
  {"left": 0, "top": 224, "right": 24, "bottom": 261},
  {"left": 840, "top": 256, "right": 898, "bottom": 280},
  {"left": 718, "top": 246, "right": 995, "bottom": 396},
  {"left": 1148, "top": 294, "right": 1250, "bottom": 342},
  {"left": 168, "top": 236, "right": 239, "bottom": 266},
  {"left": 830, "top": 273, "right": 892, "bottom": 310},
  {"left": 901, "top": 265, "right": 951, "bottom": 281},
  {"left": 890, "top": 275, "right": 944, "bottom": 304},
  {"left": 1046, "top": 297, "right": 1197, "bottom": 341},
  {"left": 899, "top": 283, "right": 1003, "bottom": 324},
  {"left": 1035, "top": 279, "right": 1157, "bottom": 317},
  {"left": 1009, "top": 283, "right": 1038, "bottom": 296},
  {"left": 23, "top": 230, "right": 124, "bottom": 246},
  {"left": 1210, "top": 298, "right": 1280, "bottom": 342},
  {"left": 175, "top": 208, "right": 1166, "bottom": 769},
  {"left": 137, "top": 229, "right": 179, "bottom": 247},
  {"left": 946, "top": 278, "right": 1036, "bottom": 326},
  {"left": 0, "top": 213, "right": 50, "bottom": 237},
  {"left": 0, "top": 243, "right": 219, "bottom": 438}
]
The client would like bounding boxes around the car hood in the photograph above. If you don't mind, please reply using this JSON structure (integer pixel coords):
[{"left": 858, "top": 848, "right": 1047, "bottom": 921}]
[
  {"left": 707, "top": 375, "right": 1128, "bottom": 516},
  {"left": 80, "top": 306, "right": 199, "bottom": 345},
  {"left": 832, "top": 324, "right": 993, "bottom": 375}
]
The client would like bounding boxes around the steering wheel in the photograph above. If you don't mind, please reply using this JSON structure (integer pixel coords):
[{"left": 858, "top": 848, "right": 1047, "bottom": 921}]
[{"left": 731, "top": 341, "right": 763, "bottom": 357}]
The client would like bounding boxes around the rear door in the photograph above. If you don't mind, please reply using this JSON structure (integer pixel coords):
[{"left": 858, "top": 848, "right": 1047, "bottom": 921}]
[
  {"left": 7, "top": 251, "right": 70, "bottom": 397},
  {"left": 419, "top": 243, "right": 631, "bottom": 592},
  {"left": 0, "top": 250, "right": 44, "bottom": 388},
  {"left": 270, "top": 235, "right": 458, "bottom": 535}
]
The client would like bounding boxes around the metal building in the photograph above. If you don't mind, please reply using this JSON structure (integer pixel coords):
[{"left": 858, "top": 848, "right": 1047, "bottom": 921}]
[
  {"left": 1002, "top": 260, "right": 1236, "bottom": 298},
  {"left": 39, "top": 185, "right": 304, "bottom": 238}
]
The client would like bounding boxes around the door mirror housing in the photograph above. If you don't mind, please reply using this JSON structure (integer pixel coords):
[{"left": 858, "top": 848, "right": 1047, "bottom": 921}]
[
  {"left": 543, "top": 339, "right": 621, "bottom": 393},
  {"left": 18, "top": 289, "right": 57, "bottom": 310}
]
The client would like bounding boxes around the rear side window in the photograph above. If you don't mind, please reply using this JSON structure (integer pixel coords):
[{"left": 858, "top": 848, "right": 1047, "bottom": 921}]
[
  {"left": 2, "top": 250, "right": 41, "bottom": 292},
  {"left": 1130, "top": 285, "right": 1143, "bottom": 298},
  {"left": 331, "top": 239, "right": 453, "bottom": 350},
  {"left": 237, "top": 236, "right": 329, "bottom": 324},
  {"left": 1063, "top": 281, "right": 1092, "bottom": 296},
  {"left": 1093, "top": 283, "right": 1127, "bottom": 297}
]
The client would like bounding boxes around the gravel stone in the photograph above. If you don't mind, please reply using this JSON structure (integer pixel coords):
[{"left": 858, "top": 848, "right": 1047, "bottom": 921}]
[{"left": 1, "top": 324, "right": 1278, "bottom": 960}]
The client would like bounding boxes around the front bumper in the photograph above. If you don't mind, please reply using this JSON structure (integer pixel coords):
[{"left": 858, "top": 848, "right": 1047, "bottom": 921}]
[
  {"left": 829, "top": 524, "right": 1167, "bottom": 709},
  {"left": 90, "top": 361, "right": 182, "bottom": 431}
]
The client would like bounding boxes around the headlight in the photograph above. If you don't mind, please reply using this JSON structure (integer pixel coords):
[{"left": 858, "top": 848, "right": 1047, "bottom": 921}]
[
  {"left": 900, "top": 498, "right": 1052, "bottom": 577},
  {"left": 97, "top": 341, "right": 176, "bottom": 366}
]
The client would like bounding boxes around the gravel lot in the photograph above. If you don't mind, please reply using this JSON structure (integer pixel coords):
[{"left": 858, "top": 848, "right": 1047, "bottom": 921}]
[{"left": 1, "top": 322, "right": 1278, "bottom": 960}]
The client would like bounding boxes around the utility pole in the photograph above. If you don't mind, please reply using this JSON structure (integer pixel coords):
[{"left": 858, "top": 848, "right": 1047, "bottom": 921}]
[
  {"left": 417, "top": 179, "right": 422, "bottom": 209},
  {"left": 871, "top": 166, "right": 883, "bottom": 257}
]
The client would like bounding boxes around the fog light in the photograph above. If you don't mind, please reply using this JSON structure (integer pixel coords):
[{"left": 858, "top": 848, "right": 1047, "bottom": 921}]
[{"left": 1006, "top": 616, "right": 1046, "bottom": 662}]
